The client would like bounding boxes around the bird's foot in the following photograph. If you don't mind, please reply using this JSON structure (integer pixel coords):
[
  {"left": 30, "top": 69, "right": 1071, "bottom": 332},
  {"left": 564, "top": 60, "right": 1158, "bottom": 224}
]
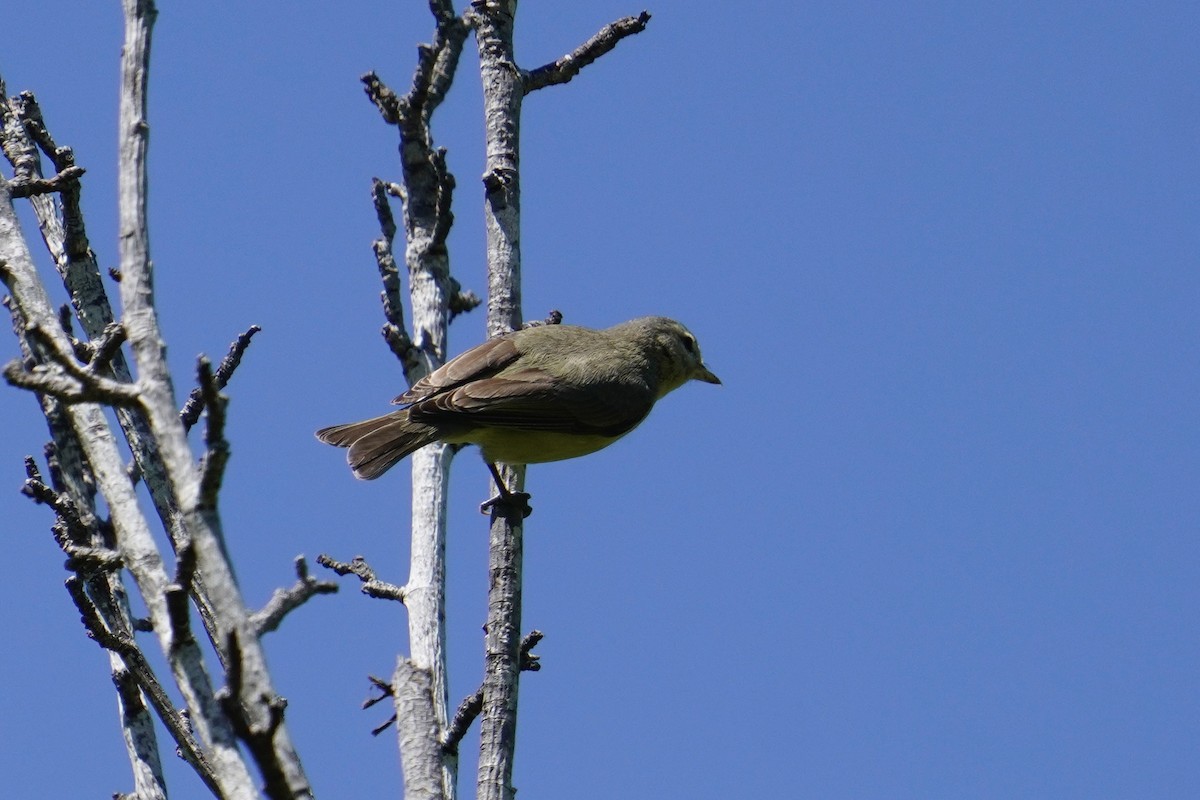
[{"left": 480, "top": 490, "right": 533, "bottom": 520}]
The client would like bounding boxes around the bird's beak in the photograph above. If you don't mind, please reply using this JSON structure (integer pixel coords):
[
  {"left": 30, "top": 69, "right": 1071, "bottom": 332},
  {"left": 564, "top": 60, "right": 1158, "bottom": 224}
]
[{"left": 695, "top": 364, "right": 721, "bottom": 385}]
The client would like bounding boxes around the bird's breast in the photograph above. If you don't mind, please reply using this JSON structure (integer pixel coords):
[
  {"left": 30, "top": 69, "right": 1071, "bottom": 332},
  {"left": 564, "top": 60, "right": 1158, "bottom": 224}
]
[{"left": 457, "top": 428, "right": 627, "bottom": 464}]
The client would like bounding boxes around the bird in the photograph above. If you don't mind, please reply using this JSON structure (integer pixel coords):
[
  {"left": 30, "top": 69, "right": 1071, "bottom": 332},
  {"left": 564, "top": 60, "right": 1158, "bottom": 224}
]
[{"left": 316, "top": 316, "right": 720, "bottom": 517}]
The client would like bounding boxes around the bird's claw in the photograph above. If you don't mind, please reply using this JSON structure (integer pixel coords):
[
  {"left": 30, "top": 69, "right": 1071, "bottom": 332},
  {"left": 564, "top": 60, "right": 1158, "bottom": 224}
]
[{"left": 480, "top": 491, "right": 533, "bottom": 520}]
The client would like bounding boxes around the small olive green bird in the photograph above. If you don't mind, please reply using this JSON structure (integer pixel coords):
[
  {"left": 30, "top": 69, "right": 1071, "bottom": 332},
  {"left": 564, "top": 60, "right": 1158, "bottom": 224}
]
[{"left": 316, "top": 317, "right": 719, "bottom": 512}]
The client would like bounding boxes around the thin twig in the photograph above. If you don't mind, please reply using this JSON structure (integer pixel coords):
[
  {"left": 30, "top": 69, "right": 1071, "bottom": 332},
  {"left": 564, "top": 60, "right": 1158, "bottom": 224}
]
[
  {"left": 365, "top": 675, "right": 398, "bottom": 735},
  {"left": 21, "top": 458, "right": 125, "bottom": 574},
  {"left": 366, "top": 671, "right": 398, "bottom": 737},
  {"left": 57, "top": 304, "right": 91, "bottom": 363},
  {"left": 448, "top": 275, "right": 482, "bottom": 319},
  {"left": 0, "top": 76, "right": 41, "bottom": 180},
  {"left": 179, "top": 325, "right": 261, "bottom": 431},
  {"left": 415, "top": 13, "right": 469, "bottom": 119},
  {"left": 364, "top": 674, "right": 393, "bottom": 710},
  {"left": 443, "top": 630, "right": 543, "bottom": 755},
  {"left": 195, "top": 358, "right": 229, "bottom": 510},
  {"left": 12, "top": 91, "right": 62, "bottom": 159},
  {"left": 371, "top": 178, "right": 422, "bottom": 373},
  {"left": 64, "top": 576, "right": 221, "bottom": 796},
  {"left": 22, "top": 457, "right": 89, "bottom": 540},
  {"left": 315, "top": 554, "right": 407, "bottom": 603},
  {"left": 522, "top": 309, "right": 562, "bottom": 329},
  {"left": 11, "top": 91, "right": 93, "bottom": 265},
  {"left": 362, "top": 72, "right": 403, "bottom": 124},
  {"left": 250, "top": 557, "right": 339, "bottom": 636},
  {"left": 523, "top": 12, "right": 652, "bottom": 93}
]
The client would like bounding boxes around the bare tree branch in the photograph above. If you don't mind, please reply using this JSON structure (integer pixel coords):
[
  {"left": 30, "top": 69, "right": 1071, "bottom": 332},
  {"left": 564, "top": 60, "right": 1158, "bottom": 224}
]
[
  {"left": 5, "top": 2, "right": 654, "bottom": 796},
  {"left": 392, "top": 656, "right": 454, "bottom": 800},
  {"left": 363, "top": 674, "right": 394, "bottom": 710},
  {"left": 448, "top": 276, "right": 482, "bottom": 319},
  {"left": 358, "top": 5, "right": 475, "bottom": 798},
  {"left": 218, "top": 631, "right": 294, "bottom": 800},
  {"left": 4, "top": 81, "right": 216, "bottom": 633},
  {"left": 0, "top": 317, "right": 142, "bottom": 405},
  {"left": 10, "top": 91, "right": 94, "bottom": 269},
  {"left": 164, "top": 541, "right": 197, "bottom": 652},
  {"left": 2, "top": 361, "right": 141, "bottom": 406},
  {"left": 316, "top": 554, "right": 408, "bottom": 603},
  {"left": 523, "top": 11, "right": 651, "bottom": 93},
  {"left": 7, "top": 165, "right": 86, "bottom": 197},
  {"left": 85, "top": 322, "right": 128, "bottom": 373},
  {"left": 65, "top": 575, "right": 218, "bottom": 797},
  {"left": 6, "top": 46, "right": 256, "bottom": 788},
  {"left": 371, "top": 177, "right": 423, "bottom": 373},
  {"left": 469, "top": 1, "right": 529, "bottom": 796},
  {"left": 21, "top": 463, "right": 123, "bottom": 573},
  {"left": 115, "top": 1, "right": 314, "bottom": 793},
  {"left": 0, "top": 78, "right": 40, "bottom": 180},
  {"left": 251, "top": 557, "right": 339, "bottom": 636},
  {"left": 195, "top": 358, "right": 229, "bottom": 511},
  {"left": 5, "top": 301, "right": 169, "bottom": 798},
  {"left": 443, "top": 630, "right": 542, "bottom": 755},
  {"left": 6, "top": 65, "right": 232, "bottom": 686},
  {"left": 179, "top": 324, "right": 261, "bottom": 431}
]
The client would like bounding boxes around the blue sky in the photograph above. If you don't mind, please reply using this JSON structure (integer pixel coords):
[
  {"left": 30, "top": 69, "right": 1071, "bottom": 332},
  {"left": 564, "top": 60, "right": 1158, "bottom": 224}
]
[{"left": 2, "top": 1, "right": 1197, "bottom": 797}]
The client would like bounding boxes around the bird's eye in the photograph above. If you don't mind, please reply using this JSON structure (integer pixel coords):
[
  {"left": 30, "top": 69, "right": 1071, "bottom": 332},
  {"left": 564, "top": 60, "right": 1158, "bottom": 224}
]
[{"left": 681, "top": 335, "right": 696, "bottom": 354}]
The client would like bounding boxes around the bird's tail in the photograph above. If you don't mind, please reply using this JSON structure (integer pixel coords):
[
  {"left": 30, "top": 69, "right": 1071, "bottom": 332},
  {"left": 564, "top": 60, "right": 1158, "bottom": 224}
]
[{"left": 316, "top": 410, "right": 440, "bottom": 480}]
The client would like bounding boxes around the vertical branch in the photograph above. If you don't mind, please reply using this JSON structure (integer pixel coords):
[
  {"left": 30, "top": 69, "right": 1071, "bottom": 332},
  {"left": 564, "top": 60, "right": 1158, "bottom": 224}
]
[
  {"left": 116, "top": 0, "right": 161, "bottom": 399},
  {"left": 473, "top": 4, "right": 524, "bottom": 338},
  {"left": 471, "top": 3, "right": 525, "bottom": 799},
  {"left": 364, "top": 4, "right": 471, "bottom": 797},
  {"left": 393, "top": 658, "right": 448, "bottom": 800},
  {"left": 116, "top": 2, "right": 313, "bottom": 796},
  {"left": 464, "top": 9, "right": 650, "bottom": 799}
]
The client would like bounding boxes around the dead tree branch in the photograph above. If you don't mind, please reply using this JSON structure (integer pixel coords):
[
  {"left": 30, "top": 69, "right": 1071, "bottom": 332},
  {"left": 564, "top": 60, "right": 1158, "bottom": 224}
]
[
  {"left": 316, "top": 554, "right": 408, "bottom": 603},
  {"left": 114, "top": 2, "right": 314, "bottom": 792},
  {"left": 469, "top": 2, "right": 528, "bottom": 797},
  {"left": 443, "top": 630, "right": 542, "bottom": 756},
  {"left": 356, "top": 4, "right": 475, "bottom": 798},
  {"left": 251, "top": 557, "right": 339, "bottom": 636},
  {"left": 523, "top": 11, "right": 651, "bottom": 93},
  {"left": 8, "top": 164, "right": 86, "bottom": 197},
  {"left": 179, "top": 324, "right": 261, "bottom": 431},
  {"left": 65, "top": 576, "right": 220, "bottom": 797}
]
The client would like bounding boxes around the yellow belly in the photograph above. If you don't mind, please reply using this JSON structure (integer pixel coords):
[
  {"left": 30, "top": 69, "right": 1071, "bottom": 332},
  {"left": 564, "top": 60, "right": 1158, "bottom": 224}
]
[{"left": 450, "top": 427, "right": 627, "bottom": 464}]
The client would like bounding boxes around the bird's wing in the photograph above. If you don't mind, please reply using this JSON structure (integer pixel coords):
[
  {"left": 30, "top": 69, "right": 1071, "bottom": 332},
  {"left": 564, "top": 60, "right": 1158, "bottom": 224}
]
[
  {"left": 393, "top": 333, "right": 522, "bottom": 405},
  {"left": 410, "top": 367, "right": 653, "bottom": 437}
]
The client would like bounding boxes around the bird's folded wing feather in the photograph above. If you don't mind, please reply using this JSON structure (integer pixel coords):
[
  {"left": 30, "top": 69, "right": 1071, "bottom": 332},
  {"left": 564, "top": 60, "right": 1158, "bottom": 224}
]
[
  {"left": 410, "top": 367, "right": 652, "bottom": 437},
  {"left": 393, "top": 334, "right": 522, "bottom": 405}
]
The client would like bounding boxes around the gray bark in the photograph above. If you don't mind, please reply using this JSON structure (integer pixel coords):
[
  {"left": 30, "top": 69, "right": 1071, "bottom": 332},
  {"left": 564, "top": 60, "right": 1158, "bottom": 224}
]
[
  {"left": 368, "top": 4, "right": 472, "bottom": 798},
  {"left": 117, "top": 3, "right": 313, "bottom": 795},
  {"left": 471, "top": 3, "right": 526, "bottom": 799},
  {"left": 3, "top": 2, "right": 649, "bottom": 796}
]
